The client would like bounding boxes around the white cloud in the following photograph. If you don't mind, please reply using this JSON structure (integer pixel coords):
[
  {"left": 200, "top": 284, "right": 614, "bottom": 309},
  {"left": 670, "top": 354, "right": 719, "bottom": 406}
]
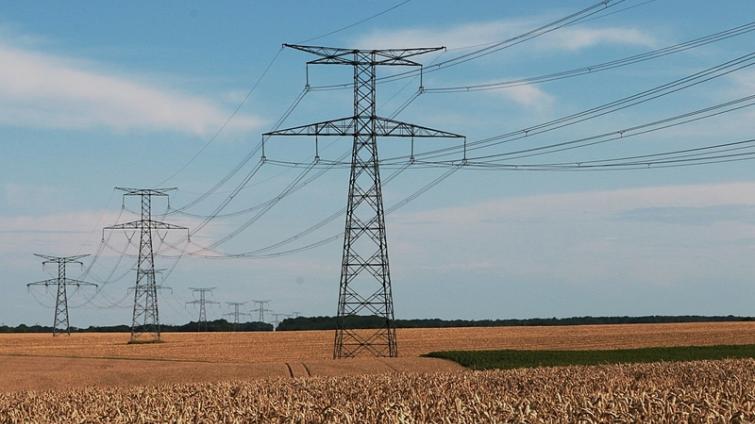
[
  {"left": 390, "top": 181, "right": 755, "bottom": 285},
  {"left": 494, "top": 83, "right": 554, "bottom": 109},
  {"left": 0, "top": 41, "right": 263, "bottom": 135},
  {"left": 729, "top": 69, "right": 755, "bottom": 91},
  {"left": 399, "top": 181, "right": 755, "bottom": 224},
  {"left": 0, "top": 209, "right": 203, "bottom": 258},
  {"left": 2, "top": 183, "right": 62, "bottom": 209},
  {"left": 552, "top": 27, "right": 657, "bottom": 51},
  {"left": 357, "top": 18, "right": 656, "bottom": 52}
]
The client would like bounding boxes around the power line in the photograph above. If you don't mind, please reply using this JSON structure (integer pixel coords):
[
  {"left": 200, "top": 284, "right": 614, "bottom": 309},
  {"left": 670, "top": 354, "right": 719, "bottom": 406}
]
[
  {"left": 250, "top": 300, "right": 272, "bottom": 323},
  {"left": 103, "top": 188, "right": 189, "bottom": 343},
  {"left": 379, "top": 50, "right": 755, "bottom": 163},
  {"left": 423, "top": 21, "right": 755, "bottom": 94},
  {"left": 158, "top": 47, "right": 284, "bottom": 185},
  {"left": 456, "top": 94, "right": 755, "bottom": 164},
  {"left": 309, "top": 0, "right": 629, "bottom": 91},
  {"left": 297, "top": 0, "right": 413, "bottom": 44},
  {"left": 26, "top": 254, "right": 97, "bottom": 336},
  {"left": 186, "top": 287, "right": 219, "bottom": 332},
  {"left": 202, "top": 166, "right": 460, "bottom": 260},
  {"left": 224, "top": 301, "right": 251, "bottom": 331}
]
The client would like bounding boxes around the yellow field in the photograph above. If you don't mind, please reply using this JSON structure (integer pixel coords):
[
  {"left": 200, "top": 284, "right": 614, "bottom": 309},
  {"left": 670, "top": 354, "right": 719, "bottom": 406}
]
[
  {"left": 1, "top": 321, "right": 752, "bottom": 363},
  {"left": 1, "top": 359, "right": 752, "bottom": 423},
  {"left": 0, "top": 322, "right": 753, "bottom": 393}
]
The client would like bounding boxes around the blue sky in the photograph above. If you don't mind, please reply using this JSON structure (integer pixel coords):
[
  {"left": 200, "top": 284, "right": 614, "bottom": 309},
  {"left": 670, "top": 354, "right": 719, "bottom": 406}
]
[{"left": 2, "top": 0, "right": 755, "bottom": 327}]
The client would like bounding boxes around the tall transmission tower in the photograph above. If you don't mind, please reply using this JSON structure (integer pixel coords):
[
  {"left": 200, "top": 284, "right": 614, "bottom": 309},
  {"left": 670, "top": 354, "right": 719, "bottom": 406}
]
[
  {"left": 186, "top": 287, "right": 219, "bottom": 332},
  {"left": 271, "top": 312, "right": 288, "bottom": 331},
  {"left": 26, "top": 254, "right": 97, "bottom": 336},
  {"left": 250, "top": 300, "right": 272, "bottom": 322},
  {"left": 128, "top": 268, "right": 173, "bottom": 294},
  {"left": 103, "top": 187, "right": 188, "bottom": 343},
  {"left": 264, "top": 44, "right": 464, "bottom": 358},
  {"left": 224, "top": 301, "right": 251, "bottom": 331}
]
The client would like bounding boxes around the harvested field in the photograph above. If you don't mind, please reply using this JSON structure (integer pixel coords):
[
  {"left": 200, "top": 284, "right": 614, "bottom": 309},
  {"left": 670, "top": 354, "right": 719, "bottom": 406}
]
[
  {"left": 1, "top": 321, "right": 752, "bottom": 363},
  {"left": 0, "top": 355, "right": 461, "bottom": 393},
  {"left": 1, "top": 359, "right": 752, "bottom": 423},
  {"left": 1, "top": 322, "right": 753, "bottom": 392}
]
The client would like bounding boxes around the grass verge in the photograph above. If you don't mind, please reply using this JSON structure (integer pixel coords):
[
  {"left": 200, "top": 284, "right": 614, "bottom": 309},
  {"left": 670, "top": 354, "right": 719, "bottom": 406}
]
[{"left": 424, "top": 344, "right": 755, "bottom": 370}]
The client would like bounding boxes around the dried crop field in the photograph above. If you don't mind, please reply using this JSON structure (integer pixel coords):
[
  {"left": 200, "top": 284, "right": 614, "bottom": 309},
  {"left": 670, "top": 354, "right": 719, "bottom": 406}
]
[
  {"left": 0, "top": 321, "right": 752, "bottom": 393},
  {"left": 1, "top": 359, "right": 752, "bottom": 423},
  {"left": 1, "top": 321, "right": 752, "bottom": 363}
]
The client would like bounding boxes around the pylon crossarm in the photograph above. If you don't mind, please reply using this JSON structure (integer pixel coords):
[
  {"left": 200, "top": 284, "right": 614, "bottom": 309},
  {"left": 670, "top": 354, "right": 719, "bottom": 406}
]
[
  {"left": 105, "top": 220, "right": 187, "bottom": 231},
  {"left": 27, "top": 278, "right": 58, "bottom": 288},
  {"left": 33, "top": 254, "right": 89, "bottom": 264},
  {"left": 374, "top": 117, "right": 464, "bottom": 138},
  {"left": 115, "top": 187, "right": 177, "bottom": 196},
  {"left": 264, "top": 117, "right": 463, "bottom": 139},
  {"left": 283, "top": 44, "right": 443, "bottom": 66},
  {"left": 264, "top": 117, "right": 355, "bottom": 137},
  {"left": 63, "top": 279, "right": 98, "bottom": 287}
]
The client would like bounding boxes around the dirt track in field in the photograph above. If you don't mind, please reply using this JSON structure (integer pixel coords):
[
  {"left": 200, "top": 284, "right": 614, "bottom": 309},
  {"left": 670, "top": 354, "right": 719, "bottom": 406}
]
[{"left": 0, "top": 322, "right": 752, "bottom": 392}]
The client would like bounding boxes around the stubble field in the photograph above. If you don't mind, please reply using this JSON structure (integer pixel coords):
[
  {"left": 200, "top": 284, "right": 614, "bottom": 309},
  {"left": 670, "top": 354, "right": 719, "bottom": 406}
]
[
  {"left": 1, "top": 322, "right": 754, "bottom": 422},
  {"left": 1, "top": 321, "right": 752, "bottom": 363},
  {"left": 0, "top": 321, "right": 753, "bottom": 393}
]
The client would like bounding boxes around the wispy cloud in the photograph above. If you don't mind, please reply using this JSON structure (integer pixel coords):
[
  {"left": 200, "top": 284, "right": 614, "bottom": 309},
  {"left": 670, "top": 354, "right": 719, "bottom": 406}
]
[
  {"left": 391, "top": 181, "right": 755, "bottom": 284},
  {"left": 490, "top": 82, "right": 555, "bottom": 110},
  {"left": 356, "top": 18, "right": 657, "bottom": 52},
  {"left": 0, "top": 41, "right": 264, "bottom": 136},
  {"left": 617, "top": 204, "right": 755, "bottom": 226},
  {"left": 0, "top": 209, "right": 203, "bottom": 257}
]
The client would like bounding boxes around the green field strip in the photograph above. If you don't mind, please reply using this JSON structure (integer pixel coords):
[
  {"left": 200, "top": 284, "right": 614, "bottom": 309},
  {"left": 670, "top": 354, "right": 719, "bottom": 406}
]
[{"left": 424, "top": 344, "right": 755, "bottom": 370}]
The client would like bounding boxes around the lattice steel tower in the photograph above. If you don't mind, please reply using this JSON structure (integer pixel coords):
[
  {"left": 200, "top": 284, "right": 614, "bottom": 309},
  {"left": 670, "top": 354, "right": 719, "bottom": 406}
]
[
  {"left": 104, "top": 188, "right": 188, "bottom": 343},
  {"left": 187, "top": 287, "right": 219, "bottom": 332},
  {"left": 224, "top": 301, "right": 250, "bottom": 331},
  {"left": 264, "top": 45, "right": 463, "bottom": 358},
  {"left": 26, "top": 254, "right": 97, "bottom": 336},
  {"left": 250, "top": 300, "right": 272, "bottom": 323},
  {"left": 271, "top": 312, "right": 288, "bottom": 332}
]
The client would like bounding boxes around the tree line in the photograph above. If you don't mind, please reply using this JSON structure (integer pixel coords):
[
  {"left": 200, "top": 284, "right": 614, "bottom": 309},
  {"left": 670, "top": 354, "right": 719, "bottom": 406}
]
[{"left": 1, "top": 315, "right": 750, "bottom": 333}]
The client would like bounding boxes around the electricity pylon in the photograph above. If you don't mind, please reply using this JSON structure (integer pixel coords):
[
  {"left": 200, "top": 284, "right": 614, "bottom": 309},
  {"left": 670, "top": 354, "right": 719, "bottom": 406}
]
[
  {"left": 264, "top": 45, "right": 464, "bottom": 358},
  {"left": 104, "top": 187, "right": 188, "bottom": 343},
  {"left": 186, "top": 287, "right": 219, "bottom": 332},
  {"left": 250, "top": 300, "right": 272, "bottom": 322},
  {"left": 224, "top": 301, "right": 251, "bottom": 331},
  {"left": 128, "top": 268, "right": 173, "bottom": 294},
  {"left": 26, "top": 254, "right": 97, "bottom": 336},
  {"left": 271, "top": 312, "right": 287, "bottom": 331}
]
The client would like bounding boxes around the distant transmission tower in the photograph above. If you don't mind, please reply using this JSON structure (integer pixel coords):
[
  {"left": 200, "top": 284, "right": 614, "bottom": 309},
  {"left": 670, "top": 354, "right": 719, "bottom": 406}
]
[
  {"left": 271, "top": 312, "right": 287, "bottom": 331},
  {"left": 264, "top": 45, "right": 463, "bottom": 358},
  {"left": 128, "top": 268, "right": 173, "bottom": 294},
  {"left": 250, "top": 300, "right": 272, "bottom": 322},
  {"left": 104, "top": 187, "right": 188, "bottom": 343},
  {"left": 186, "top": 287, "right": 219, "bottom": 332},
  {"left": 224, "top": 301, "right": 251, "bottom": 331},
  {"left": 26, "top": 254, "right": 97, "bottom": 336}
]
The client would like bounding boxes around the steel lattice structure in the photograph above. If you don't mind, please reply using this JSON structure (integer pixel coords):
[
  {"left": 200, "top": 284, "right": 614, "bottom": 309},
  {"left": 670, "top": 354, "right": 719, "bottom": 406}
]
[
  {"left": 186, "top": 287, "right": 219, "bottom": 332},
  {"left": 26, "top": 254, "right": 97, "bottom": 336},
  {"left": 104, "top": 188, "right": 188, "bottom": 343},
  {"left": 264, "top": 44, "right": 464, "bottom": 358},
  {"left": 250, "top": 300, "right": 272, "bottom": 323},
  {"left": 224, "top": 301, "right": 251, "bottom": 331},
  {"left": 271, "top": 312, "right": 288, "bottom": 331}
]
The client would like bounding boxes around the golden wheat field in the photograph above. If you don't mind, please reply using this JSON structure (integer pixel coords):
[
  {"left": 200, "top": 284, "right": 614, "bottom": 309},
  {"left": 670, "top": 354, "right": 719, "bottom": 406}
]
[
  {"left": 1, "top": 359, "right": 752, "bottom": 423},
  {"left": 1, "top": 322, "right": 752, "bottom": 363},
  {"left": 0, "top": 322, "right": 753, "bottom": 394}
]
